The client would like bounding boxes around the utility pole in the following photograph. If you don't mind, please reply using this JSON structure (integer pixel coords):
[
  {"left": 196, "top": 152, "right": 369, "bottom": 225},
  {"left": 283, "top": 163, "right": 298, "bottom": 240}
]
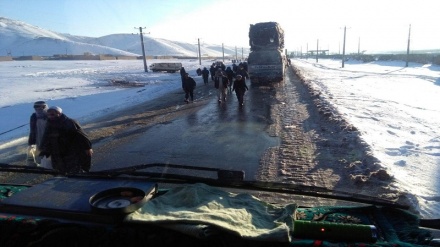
[
  {"left": 198, "top": 38, "right": 202, "bottom": 65},
  {"left": 136, "top": 27, "right": 148, "bottom": 72},
  {"left": 406, "top": 24, "right": 411, "bottom": 67},
  {"left": 241, "top": 47, "right": 244, "bottom": 60},
  {"left": 222, "top": 43, "right": 224, "bottom": 62},
  {"left": 342, "top": 26, "right": 346, "bottom": 68},
  {"left": 306, "top": 43, "right": 308, "bottom": 60},
  {"left": 316, "top": 39, "right": 319, "bottom": 63},
  {"left": 235, "top": 46, "right": 238, "bottom": 61}
]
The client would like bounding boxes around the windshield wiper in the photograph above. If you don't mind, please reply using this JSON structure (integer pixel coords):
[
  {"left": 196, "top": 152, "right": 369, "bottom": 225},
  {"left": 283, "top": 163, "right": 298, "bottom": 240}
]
[
  {"left": 88, "top": 163, "right": 409, "bottom": 210},
  {"left": 90, "top": 163, "right": 245, "bottom": 182},
  {"left": 0, "top": 163, "right": 408, "bottom": 210},
  {"left": 0, "top": 163, "right": 60, "bottom": 175}
]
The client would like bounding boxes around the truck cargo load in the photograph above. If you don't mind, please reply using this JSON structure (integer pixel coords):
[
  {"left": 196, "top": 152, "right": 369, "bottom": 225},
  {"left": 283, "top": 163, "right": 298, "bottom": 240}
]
[{"left": 249, "top": 22, "right": 284, "bottom": 51}]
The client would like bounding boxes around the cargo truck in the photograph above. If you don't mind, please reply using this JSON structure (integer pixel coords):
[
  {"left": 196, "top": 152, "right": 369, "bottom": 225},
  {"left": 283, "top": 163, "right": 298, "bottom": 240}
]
[{"left": 247, "top": 22, "right": 287, "bottom": 83}]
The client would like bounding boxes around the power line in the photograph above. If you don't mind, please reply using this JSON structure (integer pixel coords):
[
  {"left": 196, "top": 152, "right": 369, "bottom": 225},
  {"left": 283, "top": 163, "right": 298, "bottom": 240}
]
[{"left": 0, "top": 123, "right": 28, "bottom": 136}]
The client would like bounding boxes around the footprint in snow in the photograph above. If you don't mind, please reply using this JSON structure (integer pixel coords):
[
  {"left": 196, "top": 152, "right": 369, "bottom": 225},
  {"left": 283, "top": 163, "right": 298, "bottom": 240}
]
[
  {"left": 394, "top": 160, "right": 406, "bottom": 166},
  {"left": 387, "top": 130, "right": 397, "bottom": 136}
]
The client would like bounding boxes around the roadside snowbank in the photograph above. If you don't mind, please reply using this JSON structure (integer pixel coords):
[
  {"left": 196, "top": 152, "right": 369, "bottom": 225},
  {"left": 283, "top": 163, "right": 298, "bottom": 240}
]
[{"left": 292, "top": 58, "right": 440, "bottom": 218}]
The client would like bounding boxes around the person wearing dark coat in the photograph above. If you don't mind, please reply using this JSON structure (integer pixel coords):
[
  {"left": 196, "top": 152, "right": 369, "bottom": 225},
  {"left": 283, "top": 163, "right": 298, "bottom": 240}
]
[
  {"left": 180, "top": 67, "right": 187, "bottom": 85},
  {"left": 209, "top": 64, "right": 216, "bottom": 81},
  {"left": 232, "top": 63, "right": 238, "bottom": 73},
  {"left": 39, "top": 106, "right": 93, "bottom": 174},
  {"left": 225, "top": 66, "right": 235, "bottom": 90},
  {"left": 182, "top": 73, "right": 196, "bottom": 102},
  {"left": 220, "top": 62, "right": 226, "bottom": 71},
  {"left": 241, "top": 61, "right": 248, "bottom": 72},
  {"left": 236, "top": 64, "right": 249, "bottom": 80},
  {"left": 202, "top": 67, "right": 210, "bottom": 85},
  {"left": 232, "top": 74, "right": 249, "bottom": 106}
]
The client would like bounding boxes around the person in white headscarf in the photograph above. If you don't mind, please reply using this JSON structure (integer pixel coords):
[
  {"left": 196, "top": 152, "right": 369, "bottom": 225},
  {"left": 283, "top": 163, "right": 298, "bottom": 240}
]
[
  {"left": 40, "top": 106, "right": 93, "bottom": 174},
  {"left": 27, "top": 101, "right": 49, "bottom": 166}
]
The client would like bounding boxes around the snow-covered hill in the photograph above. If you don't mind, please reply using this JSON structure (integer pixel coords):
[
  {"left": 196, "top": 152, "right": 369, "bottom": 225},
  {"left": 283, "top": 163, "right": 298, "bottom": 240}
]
[{"left": 0, "top": 17, "right": 246, "bottom": 57}]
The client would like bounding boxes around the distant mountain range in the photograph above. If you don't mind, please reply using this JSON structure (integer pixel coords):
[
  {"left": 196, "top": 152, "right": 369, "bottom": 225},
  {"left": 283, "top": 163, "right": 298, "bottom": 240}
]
[{"left": 0, "top": 17, "right": 249, "bottom": 57}]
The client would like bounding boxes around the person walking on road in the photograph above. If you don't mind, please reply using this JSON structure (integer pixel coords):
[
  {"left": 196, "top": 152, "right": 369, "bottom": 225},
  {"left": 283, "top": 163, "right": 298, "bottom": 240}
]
[
  {"left": 39, "top": 106, "right": 93, "bottom": 174},
  {"left": 202, "top": 67, "right": 210, "bottom": 85},
  {"left": 180, "top": 66, "right": 187, "bottom": 85},
  {"left": 232, "top": 74, "right": 248, "bottom": 107},
  {"left": 182, "top": 73, "right": 196, "bottom": 103},
  {"left": 27, "top": 101, "right": 49, "bottom": 167},
  {"left": 236, "top": 64, "right": 249, "bottom": 80},
  {"left": 215, "top": 69, "right": 229, "bottom": 103},
  {"left": 225, "top": 66, "right": 235, "bottom": 91},
  {"left": 209, "top": 63, "right": 216, "bottom": 82}
]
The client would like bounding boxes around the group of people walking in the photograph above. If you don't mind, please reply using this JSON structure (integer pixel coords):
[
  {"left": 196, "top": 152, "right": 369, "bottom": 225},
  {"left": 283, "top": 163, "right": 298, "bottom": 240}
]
[
  {"left": 28, "top": 101, "right": 93, "bottom": 174},
  {"left": 180, "top": 61, "right": 250, "bottom": 106},
  {"left": 210, "top": 62, "right": 249, "bottom": 106}
]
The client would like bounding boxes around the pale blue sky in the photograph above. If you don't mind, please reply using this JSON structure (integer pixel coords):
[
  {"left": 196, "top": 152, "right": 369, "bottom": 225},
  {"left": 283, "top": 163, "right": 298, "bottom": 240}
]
[
  {"left": 0, "top": 0, "right": 211, "bottom": 37},
  {"left": 1, "top": 0, "right": 439, "bottom": 53}
]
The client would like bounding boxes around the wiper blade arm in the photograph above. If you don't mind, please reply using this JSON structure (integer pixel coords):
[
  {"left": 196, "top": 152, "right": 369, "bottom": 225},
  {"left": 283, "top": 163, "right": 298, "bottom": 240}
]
[
  {"left": 228, "top": 181, "right": 410, "bottom": 210},
  {"left": 0, "top": 163, "right": 245, "bottom": 183},
  {"left": 0, "top": 163, "right": 409, "bottom": 209},
  {"left": 92, "top": 163, "right": 408, "bottom": 209},
  {"left": 95, "top": 163, "right": 224, "bottom": 174},
  {"left": 90, "top": 163, "right": 245, "bottom": 182},
  {"left": 0, "top": 163, "right": 59, "bottom": 175},
  {"left": 90, "top": 163, "right": 409, "bottom": 209}
]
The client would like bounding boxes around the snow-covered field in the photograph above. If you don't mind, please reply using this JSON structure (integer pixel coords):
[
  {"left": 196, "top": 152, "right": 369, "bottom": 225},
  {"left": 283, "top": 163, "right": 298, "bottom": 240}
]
[
  {"left": 0, "top": 58, "right": 439, "bottom": 219},
  {"left": 0, "top": 59, "right": 201, "bottom": 142}
]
